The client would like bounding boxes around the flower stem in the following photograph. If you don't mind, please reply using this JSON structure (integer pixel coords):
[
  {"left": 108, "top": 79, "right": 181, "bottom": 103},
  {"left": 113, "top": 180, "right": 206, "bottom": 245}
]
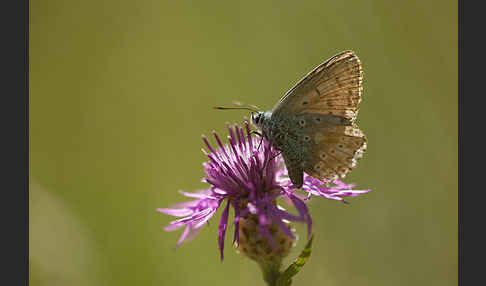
[{"left": 259, "top": 260, "right": 283, "bottom": 286}]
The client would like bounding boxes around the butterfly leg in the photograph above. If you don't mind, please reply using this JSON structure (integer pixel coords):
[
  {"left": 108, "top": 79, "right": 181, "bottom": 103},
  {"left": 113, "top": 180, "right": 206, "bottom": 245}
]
[
  {"left": 248, "top": 130, "right": 265, "bottom": 151},
  {"left": 256, "top": 135, "right": 264, "bottom": 151},
  {"left": 262, "top": 151, "right": 282, "bottom": 171},
  {"left": 269, "top": 151, "right": 282, "bottom": 162}
]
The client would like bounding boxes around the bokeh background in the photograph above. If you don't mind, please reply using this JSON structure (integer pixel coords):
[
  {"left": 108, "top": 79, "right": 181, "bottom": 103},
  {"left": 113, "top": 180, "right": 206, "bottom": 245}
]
[{"left": 30, "top": 1, "right": 457, "bottom": 285}]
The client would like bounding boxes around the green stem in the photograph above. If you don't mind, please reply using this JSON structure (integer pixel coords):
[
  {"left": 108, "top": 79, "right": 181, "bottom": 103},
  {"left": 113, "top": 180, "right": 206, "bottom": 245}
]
[
  {"left": 259, "top": 259, "right": 283, "bottom": 286},
  {"left": 259, "top": 235, "right": 314, "bottom": 286}
]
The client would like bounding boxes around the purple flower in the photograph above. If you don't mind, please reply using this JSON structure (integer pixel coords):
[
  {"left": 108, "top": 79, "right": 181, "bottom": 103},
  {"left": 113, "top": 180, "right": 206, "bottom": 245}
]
[{"left": 157, "top": 121, "right": 370, "bottom": 261}]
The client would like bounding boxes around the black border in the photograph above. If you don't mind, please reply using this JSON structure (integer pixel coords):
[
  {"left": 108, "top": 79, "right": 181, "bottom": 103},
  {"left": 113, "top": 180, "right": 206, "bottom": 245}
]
[
  {"left": 2, "top": 0, "right": 29, "bottom": 284},
  {"left": 459, "top": 1, "right": 484, "bottom": 285}
]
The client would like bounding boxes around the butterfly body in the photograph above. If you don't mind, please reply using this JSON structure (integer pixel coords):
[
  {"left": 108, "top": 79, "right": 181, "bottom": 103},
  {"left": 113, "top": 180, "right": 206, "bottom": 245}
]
[{"left": 251, "top": 50, "right": 367, "bottom": 187}]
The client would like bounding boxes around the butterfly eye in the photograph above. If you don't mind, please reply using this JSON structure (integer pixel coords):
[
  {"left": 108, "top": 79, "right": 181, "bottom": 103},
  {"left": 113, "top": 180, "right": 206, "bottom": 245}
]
[
  {"left": 252, "top": 114, "right": 259, "bottom": 124},
  {"left": 303, "top": 135, "right": 310, "bottom": 142},
  {"left": 298, "top": 119, "right": 306, "bottom": 127}
]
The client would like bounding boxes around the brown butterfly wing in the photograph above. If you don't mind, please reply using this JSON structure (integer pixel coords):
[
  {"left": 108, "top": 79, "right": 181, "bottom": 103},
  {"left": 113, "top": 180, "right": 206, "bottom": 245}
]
[
  {"left": 302, "top": 124, "right": 367, "bottom": 181},
  {"left": 272, "top": 50, "right": 363, "bottom": 122}
]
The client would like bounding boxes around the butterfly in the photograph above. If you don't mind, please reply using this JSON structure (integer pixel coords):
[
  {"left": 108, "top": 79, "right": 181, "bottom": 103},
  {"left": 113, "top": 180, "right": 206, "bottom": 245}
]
[{"left": 217, "top": 50, "right": 367, "bottom": 187}]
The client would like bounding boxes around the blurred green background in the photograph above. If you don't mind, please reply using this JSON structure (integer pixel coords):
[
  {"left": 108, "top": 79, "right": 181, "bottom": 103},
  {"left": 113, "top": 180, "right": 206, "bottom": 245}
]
[{"left": 30, "top": 0, "right": 457, "bottom": 285}]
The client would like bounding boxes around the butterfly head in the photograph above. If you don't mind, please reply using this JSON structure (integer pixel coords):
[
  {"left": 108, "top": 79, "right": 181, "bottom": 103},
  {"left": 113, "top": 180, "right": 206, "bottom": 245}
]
[{"left": 251, "top": 111, "right": 272, "bottom": 130}]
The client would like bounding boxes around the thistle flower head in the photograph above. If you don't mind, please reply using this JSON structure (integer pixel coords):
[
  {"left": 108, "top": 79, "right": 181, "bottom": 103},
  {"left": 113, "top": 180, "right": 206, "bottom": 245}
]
[{"left": 158, "top": 121, "right": 370, "bottom": 262}]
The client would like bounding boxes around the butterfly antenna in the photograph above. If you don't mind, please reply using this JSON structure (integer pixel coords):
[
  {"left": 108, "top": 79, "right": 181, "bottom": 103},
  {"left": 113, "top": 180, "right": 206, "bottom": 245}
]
[
  {"left": 212, "top": 106, "right": 260, "bottom": 113},
  {"left": 232, "top": 100, "right": 261, "bottom": 111}
]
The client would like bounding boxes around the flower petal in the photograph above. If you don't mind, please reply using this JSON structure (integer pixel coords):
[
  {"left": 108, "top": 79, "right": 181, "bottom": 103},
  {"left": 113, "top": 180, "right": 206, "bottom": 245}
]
[{"left": 218, "top": 200, "right": 230, "bottom": 260}]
